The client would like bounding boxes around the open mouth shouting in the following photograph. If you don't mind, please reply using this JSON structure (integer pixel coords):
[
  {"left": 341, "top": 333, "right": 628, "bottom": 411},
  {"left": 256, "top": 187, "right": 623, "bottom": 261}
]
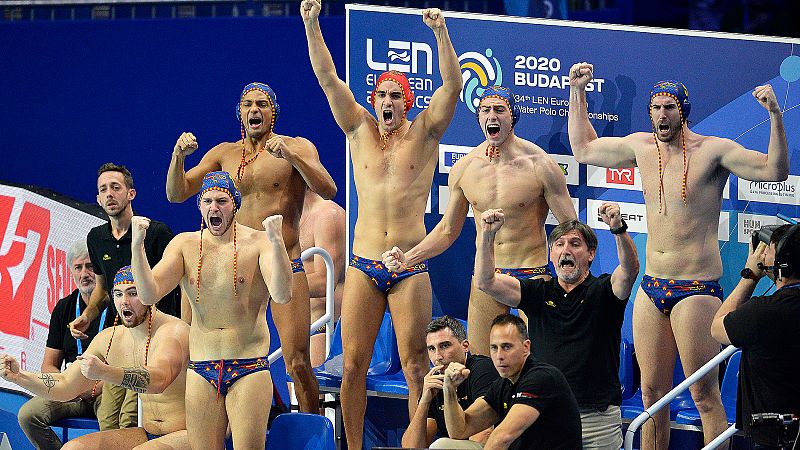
[
  {"left": 558, "top": 257, "right": 576, "bottom": 269},
  {"left": 486, "top": 123, "right": 501, "bottom": 139},
  {"left": 120, "top": 307, "right": 135, "bottom": 321},
  {"left": 382, "top": 109, "right": 394, "bottom": 126},
  {"left": 248, "top": 116, "right": 263, "bottom": 130}
]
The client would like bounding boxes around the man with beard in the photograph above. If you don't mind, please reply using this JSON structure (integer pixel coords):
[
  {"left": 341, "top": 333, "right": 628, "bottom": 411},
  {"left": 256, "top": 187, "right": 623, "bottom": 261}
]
[
  {"left": 303, "top": 1, "right": 462, "bottom": 447},
  {"left": 474, "top": 204, "right": 638, "bottom": 449},
  {"left": 568, "top": 62, "right": 789, "bottom": 449},
  {"left": 69, "top": 163, "right": 181, "bottom": 431},
  {"left": 383, "top": 86, "right": 576, "bottom": 355},
  {"left": 18, "top": 240, "right": 106, "bottom": 449},
  {"left": 166, "top": 82, "right": 334, "bottom": 414},
  {"left": 2, "top": 266, "right": 190, "bottom": 450},
  {"left": 131, "top": 171, "right": 293, "bottom": 450}
]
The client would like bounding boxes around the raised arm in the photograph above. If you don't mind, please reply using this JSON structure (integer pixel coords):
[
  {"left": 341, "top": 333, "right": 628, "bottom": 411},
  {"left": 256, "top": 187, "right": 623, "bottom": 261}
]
[
  {"left": 384, "top": 163, "right": 471, "bottom": 271},
  {"left": 306, "top": 204, "right": 346, "bottom": 298},
  {"left": 416, "top": 8, "right": 463, "bottom": 139},
  {"left": 538, "top": 156, "right": 577, "bottom": 223},
  {"left": 599, "top": 203, "right": 639, "bottom": 300},
  {"left": 719, "top": 85, "right": 788, "bottom": 182},
  {"left": 260, "top": 215, "right": 292, "bottom": 304},
  {"left": 77, "top": 321, "right": 190, "bottom": 394},
  {"left": 166, "top": 132, "right": 224, "bottom": 203},
  {"left": 568, "top": 62, "right": 637, "bottom": 168},
  {"left": 711, "top": 242, "right": 767, "bottom": 345},
  {"left": 302, "top": 0, "right": 368, "bottom": 135},
  {"left": 130, "top": 216, "right": 185, "bottom": 305},
  {"left": 474, "top": 209, "right": 522, "bottom": 307},
  {"left": 265, "top": 136, "right": 337, "bottom": 200}
]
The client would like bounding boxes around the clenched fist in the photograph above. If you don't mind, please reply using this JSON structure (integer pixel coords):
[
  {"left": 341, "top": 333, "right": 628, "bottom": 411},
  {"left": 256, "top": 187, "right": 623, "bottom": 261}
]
[
  {"left": 131, "top": 216, "right": 151, "bottom": 247},
  {"left": 569, "top": 62, "right": 594, "bottom": 89},
  {"left": 382, "top": 246, "right": 408, "bottom": 273},
  {"left": 301, "top": 0, "right": 321, "bottom": 23},
  {"left": 262, "top": 215, "right": 284, "bottom": 241},
  {"left": 422, "top": 8, "right": 445, "bottom": 30},
  {"left": 174, "top": 132, "right": 199, "bottom": 157},
  {"left": 752, "top": 84, "right": 780, "bottom": 114}
]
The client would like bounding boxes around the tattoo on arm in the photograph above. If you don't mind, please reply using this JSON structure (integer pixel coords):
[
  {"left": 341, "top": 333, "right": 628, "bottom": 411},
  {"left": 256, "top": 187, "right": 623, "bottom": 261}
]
[
  {"left": 39, "top": 373, "right": 56, "bottom": 393},
  {"left": 120, "top": 367, "right": 151, "bottom": 394}
]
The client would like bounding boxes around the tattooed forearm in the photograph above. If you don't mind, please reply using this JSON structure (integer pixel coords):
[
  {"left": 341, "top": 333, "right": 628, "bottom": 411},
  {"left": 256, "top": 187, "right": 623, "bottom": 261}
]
[
  {"left": 120, "top": 367, "right": 151, "bottom": 393},
  {"left": 39, "top": 373, "right": 56, "bottom": 392}
]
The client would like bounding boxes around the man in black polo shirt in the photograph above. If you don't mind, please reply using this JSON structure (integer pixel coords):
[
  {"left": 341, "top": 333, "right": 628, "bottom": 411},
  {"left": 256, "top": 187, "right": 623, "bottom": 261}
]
[
  {"left": 402, "top": 316, "right": 499, "bottom": 449},
  {"left": 712, "top": 224, "right": 800, "bottom": 448},
  {"left": 442, "top": 314, "right": 581, "bottom": 449},
  {"left": 18, "top": 239, "right": 109, "bottom": 449},
  {"left": 474, "top": 202, "right": 639, "bottom": 449},
  {"left": 68, "top": 163, "right": 180, "bottom": 431}
]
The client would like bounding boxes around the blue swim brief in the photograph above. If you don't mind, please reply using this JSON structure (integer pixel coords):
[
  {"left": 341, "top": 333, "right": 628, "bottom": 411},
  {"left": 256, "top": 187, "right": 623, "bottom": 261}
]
[
  {"left": 291, "top": 258, "right": 305, "bottom": 273},
  {"left": 349, "top": 254, "right": 428, "bottom": 294},
  {"left": 188, "top": 356, "right": 270, "bottom": 398},
  {"left": 495, "top": 265, "right": 551, "bottom": 279},
  {"left": 146, "top": 432, "right": 162, "bottom": 441},
  {"left": 641, "top": 275, "right": 723, "bottom": 316}
]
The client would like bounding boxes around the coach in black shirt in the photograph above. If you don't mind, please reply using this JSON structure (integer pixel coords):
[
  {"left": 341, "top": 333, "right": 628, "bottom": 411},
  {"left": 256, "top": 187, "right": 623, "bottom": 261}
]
[
  {"left": 474, "top": 203, "right": 639, "bottom": 449},
  {"left": 67, "top": 163, "right": 180, "bottom": 431},
  {"left": 70, "top": 163, "right": 180, "bottom": 337},
  {"left": 442, "top": 314, "right": 581, "bottom": 450}
]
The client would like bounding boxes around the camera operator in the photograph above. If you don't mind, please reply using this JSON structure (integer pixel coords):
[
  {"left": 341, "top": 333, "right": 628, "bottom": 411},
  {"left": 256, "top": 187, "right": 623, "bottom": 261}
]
[{"left": 712, "top": 224, "right": 800, "bottom": 448}]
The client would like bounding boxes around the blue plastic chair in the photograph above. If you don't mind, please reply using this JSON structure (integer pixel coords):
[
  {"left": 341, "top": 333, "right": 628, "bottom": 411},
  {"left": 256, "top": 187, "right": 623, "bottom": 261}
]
[
  {"left": 619, "top": 338, "right": 636, "bottom": 401},
  {"left": 265, "top": 413, "right": 335, "bottom": 450},
  {"left": 314, "top": 311, "right": 401, "bottom": 390},
  {"left": 0, "top": 409, "right": 34, "bottom": 450},
  {"left": 621, "top": 355, "right": 696, "bottom": 420},
  {"left": 675, "top": 350, "right": 741, "bottom": 426},
  {"left": 53, "top": 417, "right": 100, "bottom": 443}
]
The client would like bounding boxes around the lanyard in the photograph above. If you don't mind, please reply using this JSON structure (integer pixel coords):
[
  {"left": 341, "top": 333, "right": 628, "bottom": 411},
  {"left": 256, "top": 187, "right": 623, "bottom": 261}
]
[
  {"left": 779, "top": 282, "right": 800, "bottom": 292},
  {"left": 75, "top": 293, "right": 108, "bottom": 356}
]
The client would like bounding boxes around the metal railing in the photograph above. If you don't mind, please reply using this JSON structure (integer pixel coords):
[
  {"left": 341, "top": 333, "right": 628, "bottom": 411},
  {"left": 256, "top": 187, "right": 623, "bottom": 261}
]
[
  {"left": 624, "top": 344, "right": 739, "bottom": 450},
  {"left": 268, "top": 246, "right": 335, "bottom": 365}
]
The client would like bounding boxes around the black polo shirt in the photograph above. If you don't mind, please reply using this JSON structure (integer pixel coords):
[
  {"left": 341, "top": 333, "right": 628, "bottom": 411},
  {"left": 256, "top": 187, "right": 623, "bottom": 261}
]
[
  {"left": 519, "top": 273, "right": 627, "bottom": 407},
  {"left": 87, "top": 219, "right": 180, "bottom": 318},
  {"left": 483, "top": 356, "right": 581, "bottom": 450},
  {"left": 47, "top": 290, "right": 110, "bottom": 365},
  {"left": 724, "top": 285, "right": 800, "bottom": 435},
  {"left": 427, "top": 354, "right": 499, "bottom": 437}
]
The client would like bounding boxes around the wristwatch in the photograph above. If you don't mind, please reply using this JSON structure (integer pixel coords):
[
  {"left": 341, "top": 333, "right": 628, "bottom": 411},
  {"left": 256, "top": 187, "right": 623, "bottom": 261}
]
[
  {"left": 740, "top": 267, "right": 760, "bottom": 281},
  {"left": 610, "top": 219, "right": 628, "bottom": 235}
]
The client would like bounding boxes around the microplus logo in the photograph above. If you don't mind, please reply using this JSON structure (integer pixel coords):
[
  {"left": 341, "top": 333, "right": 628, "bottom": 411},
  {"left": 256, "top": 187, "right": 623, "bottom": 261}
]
[
  {"left": 366, "top": 39, "right": 433, "bottom": 75},
  {"left": 749, "top": 181, "right": 795, "bottom": 194}
]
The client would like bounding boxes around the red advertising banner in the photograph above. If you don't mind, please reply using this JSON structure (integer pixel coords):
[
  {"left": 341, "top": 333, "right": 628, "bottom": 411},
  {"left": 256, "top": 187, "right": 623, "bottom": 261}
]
[{"left": 0, "top": 184, "right": 104, "bottom": 393}]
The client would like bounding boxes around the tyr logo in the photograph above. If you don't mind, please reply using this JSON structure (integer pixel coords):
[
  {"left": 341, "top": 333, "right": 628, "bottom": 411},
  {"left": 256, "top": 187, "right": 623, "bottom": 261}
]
[
  {"left": 606, "top": 168, "right": 635, "bottom": 185},
  {"left": 0, "top": 195, "right": 51, "bottom": 338}
]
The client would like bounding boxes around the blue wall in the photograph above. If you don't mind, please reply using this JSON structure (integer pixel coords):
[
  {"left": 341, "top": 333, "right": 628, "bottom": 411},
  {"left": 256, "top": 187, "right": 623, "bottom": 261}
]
[{"left": 0, "top": 16, "right": 347, "bottom": 233}]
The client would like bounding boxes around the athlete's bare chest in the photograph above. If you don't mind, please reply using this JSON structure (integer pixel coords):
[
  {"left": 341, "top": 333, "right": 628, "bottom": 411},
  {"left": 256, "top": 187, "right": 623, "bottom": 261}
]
[
  {"left": 218, "top": 151, "right": 296, "bottom": 195},
  {"left": 460, "top": 159, "right": 544, "bottom": 208}
]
